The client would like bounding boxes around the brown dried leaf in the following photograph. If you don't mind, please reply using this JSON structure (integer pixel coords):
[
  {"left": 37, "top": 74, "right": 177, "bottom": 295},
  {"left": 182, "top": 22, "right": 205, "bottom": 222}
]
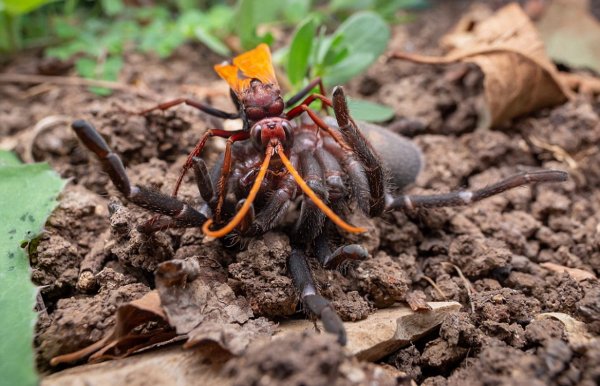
[
  {"left": 537, "top": 312, "right": 597, "bottom": 352},
  {"left": 184, "top": 318, "right": 274, "bottom": 355},
  {"left": 50, "top": 291, "right": 176, "bottom": 366},
  {"left": 155, "top": 258, "right": 274, "bottom": 355},
  {"left": 405, "top": 290, "right": 433, "bottom": 311},
  {"left": 44, "top": 347, "right": 232, "bottom": 386},
  {"left": 540, "top": 262, "right": 597, "bottom": 282},
  {"left": 391, "top": 3, "right": 572, "bottom": 127},
  {"left": 275, "top": 301, "right": 462, "bottom": 362},
  {"left": 536, "top": 0, "right": 600, "bottom": 73}
]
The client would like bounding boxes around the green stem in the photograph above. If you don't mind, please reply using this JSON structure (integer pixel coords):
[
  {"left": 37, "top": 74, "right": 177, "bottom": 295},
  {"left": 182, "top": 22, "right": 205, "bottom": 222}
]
[{"left": 0, "top": 13, "right": 22, "bottom": 52}]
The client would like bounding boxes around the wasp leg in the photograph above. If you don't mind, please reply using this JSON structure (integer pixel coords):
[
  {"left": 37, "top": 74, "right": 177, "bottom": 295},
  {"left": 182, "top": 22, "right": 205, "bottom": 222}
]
[
  {"left": 386, "top": 170, "right": 568, "bottom": 211},
  {"left": 72, "top": 120, "right": 207, "bottom": 232},
  {"left": 331, "top": 86, "right": 387, "bottom": 217},
  {"left": 133, "top": 98, "right": 240, "bottom": 119},
  {"left": 288, "top": 248, "right": 347, "bottom": 345},
  {"left": 214, "top": 131, "right": 251, "bottom": 221},
  {"left": 285, "top": 77, "right": 327, "bottom": 108}
]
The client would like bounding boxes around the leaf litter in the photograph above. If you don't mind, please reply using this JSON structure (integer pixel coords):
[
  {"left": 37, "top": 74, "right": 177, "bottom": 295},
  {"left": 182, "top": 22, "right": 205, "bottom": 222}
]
[{"left": 391, "top": 3, "right": 575, "bottom": 127}]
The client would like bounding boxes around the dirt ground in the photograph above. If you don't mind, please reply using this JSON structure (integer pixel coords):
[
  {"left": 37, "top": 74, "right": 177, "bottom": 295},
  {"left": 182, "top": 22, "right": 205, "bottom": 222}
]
[{"left": 1, "top": 1, "right": 600, "bottom": 385}]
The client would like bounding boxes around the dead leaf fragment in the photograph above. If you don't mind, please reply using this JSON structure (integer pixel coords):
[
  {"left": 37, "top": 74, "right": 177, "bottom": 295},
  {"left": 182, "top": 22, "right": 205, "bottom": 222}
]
[
  {"left": 276, "top": 301, "right": 462, "bottom": 362},
  {"left": 540, "top": 262, "right": 597, "bottom": 282},
  {"left": 184, "top": 318, "right": 274, "bottom": 356},
  {"left": 537, "top": 312, "right": 597, "bottom": 352},
  {"left": 536, "top": 0, "right": 600, "bottom": 73},
  {"left": 391, "top": 3, "right": 572, "bottom": 127},
  {"left": 155, "top": 258, "right": 274, "bottom": 355},
  {"left": 542, "top": 262, "right": 598, "bottom": 281},
  {"left": 50, "top": 291, "right": 177, "bottom": 365},
  {"left": 44, "top": 347, "right": 232, "bottom": 386}
]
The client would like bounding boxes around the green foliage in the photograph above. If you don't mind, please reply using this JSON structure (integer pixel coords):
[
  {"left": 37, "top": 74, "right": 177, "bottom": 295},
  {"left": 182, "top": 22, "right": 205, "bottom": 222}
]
[
  {"left": 287, "top": 17, "right": 316, "bottom": 86},
  {"left": 235, "top": 0, "right": 312, "bottom": 50},
  {"left": 285, "top": 11, "right": 394, "bottom": 122},
  {"left": 0, "top": 0, "right": 53, "bottom": 51},
  {"left": 0, "top": 151, "right": 66, "bottom": 386},
  {"left": 330, "top": 0, "right": 429, "bottom": 20},
  {"left": 45, "top": 3, "right": 235, "bottom": 95},
  {"left": 346, "top": 98, "right": 395, "bottom": 122},
  {"left": 0, "top": 0, "right": 52, "bottom": 15}
]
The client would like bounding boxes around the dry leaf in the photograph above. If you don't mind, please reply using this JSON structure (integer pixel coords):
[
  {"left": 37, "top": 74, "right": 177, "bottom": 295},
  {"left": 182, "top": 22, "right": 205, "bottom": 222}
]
[
  {"left": 184, "top": 318, "right": 274, "bottom": 355},
  {"left": 536, "top": 0, "right": 600, "bottom": 73},
  {"left": 44, "top": 347, "right": 232, "bottom": 386},
  {"left": 558, "top": 72, "right": 600, "bottom": 97},
  {"left": 540, "top": 262, "right": 597, "bottom": 282},
  {"left": 391, "top": 3, "right": 573, "bottom": 127},
  {"left": 50, "top": 291, "right": 178, "bottom": 365},
  {"left": 155, "top": 258, "right": 274, "bottom": 355},
  {"left": 537, "top": 312, "right": 597, "bottom": 352},
  {"left": 275, "top": 301, "right": 462, "bottom": 362},
  {"left": 405, "top": 290, "right": 433, "bottom": 311}
]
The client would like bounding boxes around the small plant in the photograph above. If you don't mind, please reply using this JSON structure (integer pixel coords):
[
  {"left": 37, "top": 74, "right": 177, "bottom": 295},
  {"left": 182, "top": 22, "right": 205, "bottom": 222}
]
[
  {"left": 0, "top": 0, "right": 54, "bottom": 52},
  {"left": 284, "top": 11, "right": 394, "bottom": 122},
  {"left": 46, "top": 1, "right": 235, "bottom": 95}
]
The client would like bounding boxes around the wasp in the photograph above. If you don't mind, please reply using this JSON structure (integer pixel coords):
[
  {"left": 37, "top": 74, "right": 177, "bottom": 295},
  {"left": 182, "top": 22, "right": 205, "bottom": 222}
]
[{"left": 72, "top": 44, "right": 567, "bottom": 345}]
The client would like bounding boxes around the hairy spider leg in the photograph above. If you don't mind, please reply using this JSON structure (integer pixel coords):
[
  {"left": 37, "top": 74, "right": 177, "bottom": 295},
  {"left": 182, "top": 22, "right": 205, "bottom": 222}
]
[
  {"left": 72, "top": 120, "right": 206, "bottom": 231},
  {"left": 386, "top": 170, "right": 569, "bottom": 211}
]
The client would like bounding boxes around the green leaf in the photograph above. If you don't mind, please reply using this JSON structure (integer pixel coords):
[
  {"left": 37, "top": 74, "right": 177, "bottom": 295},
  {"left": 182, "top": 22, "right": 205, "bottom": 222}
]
[
  {"left": 347, "top": 98, "right": 395, "bottom": 122},
  {"left": 0, "top": 152, "right": 66, "bottom": 386},
  {"left": 74, "top": 56, "right": 123, "bottom": 96},
  {"left": 321, "top": 11, "right": 390, "bottom": 85},
  {"left": 0, "top": 151, "right": 20, "bottom": 166},
  {"left": 195, "top": 27, "right": 231, "bottom": 57},
  {"left": 330, "top": 0, "right": 374, "bottom": 12},
  {"left": 1, "top": 0, "right": 52, "bottom": 16},
  {"left": 321, "top": 51, "right": 372, "bottom": 86},
  {"left": 74, "top": 57, "right": 96, "bottom": 78},
  {"left": 235, "top": 0, "right": 283, "bottom": 50},
  {"left": 100, "top": 0, "right": 124, "bottom": 17},
  {"left": 282, "top": 0, "right": 311, "bottom": 23},
  {"left": 287, "top": 17, "right": 316, "bottom": 87}
]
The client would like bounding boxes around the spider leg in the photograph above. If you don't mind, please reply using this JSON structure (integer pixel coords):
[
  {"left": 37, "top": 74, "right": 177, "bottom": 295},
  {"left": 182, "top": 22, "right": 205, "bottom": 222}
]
[
  {"left": 288, "top": 248, "right": 347, "bottom": 345},
  {"left": 294, "top": 151, "right": 328, "bottom": 242},
  {"left": 331, "top": 86, "right": 386, "bottom": 216},
  {"left": 323, "top": 137, "right": 371, "bottom": 214},
  {"left": 386, "top": 170, "right": 568, "bottom": 211},
  {"left": 72, "top": 120, "right": 207, "bottom": 232},
  {"left": 134, "top": 98, "right": 240, "bottom": 119},
  {"left": 245, "top": 172, "right": 296, "bottom": 236},
  {"left": 314, "top": 233, "right": 368, "bottom": 270},
  {"left": 191, "top": 157, "right": 214, "bottom": 203}
]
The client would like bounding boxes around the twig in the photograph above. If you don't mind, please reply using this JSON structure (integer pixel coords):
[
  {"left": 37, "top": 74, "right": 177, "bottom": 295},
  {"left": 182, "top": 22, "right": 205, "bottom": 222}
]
[
  {"left": 421, "top": 275, "right": 448, "bottom": 300},
  {"left": 442, "top": 262, "right": 475, "bottom": 313},
  {"left": 0, "top": 73, "right": 154, "bottom": 98},
  {"left": 23, "top": 115, "right": 71, "bottom": 163},
  {"left": 528, "top": 135, "right": 578, "bottom": 169}
]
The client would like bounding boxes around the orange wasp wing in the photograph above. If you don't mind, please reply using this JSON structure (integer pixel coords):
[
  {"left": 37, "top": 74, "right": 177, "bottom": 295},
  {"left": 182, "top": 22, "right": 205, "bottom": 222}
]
[{"left": 214, "top": 43, "right": 278, "bottom": 97}]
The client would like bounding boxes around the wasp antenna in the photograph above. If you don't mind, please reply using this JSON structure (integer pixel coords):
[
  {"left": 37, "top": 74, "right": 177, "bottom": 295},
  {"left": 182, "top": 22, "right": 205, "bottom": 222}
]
[
  {"left": 203, "top": 146, "right": 273, "bottom": 238},
  {"left": 276, "top": 145, "right": 366, "bottom": 234}
]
